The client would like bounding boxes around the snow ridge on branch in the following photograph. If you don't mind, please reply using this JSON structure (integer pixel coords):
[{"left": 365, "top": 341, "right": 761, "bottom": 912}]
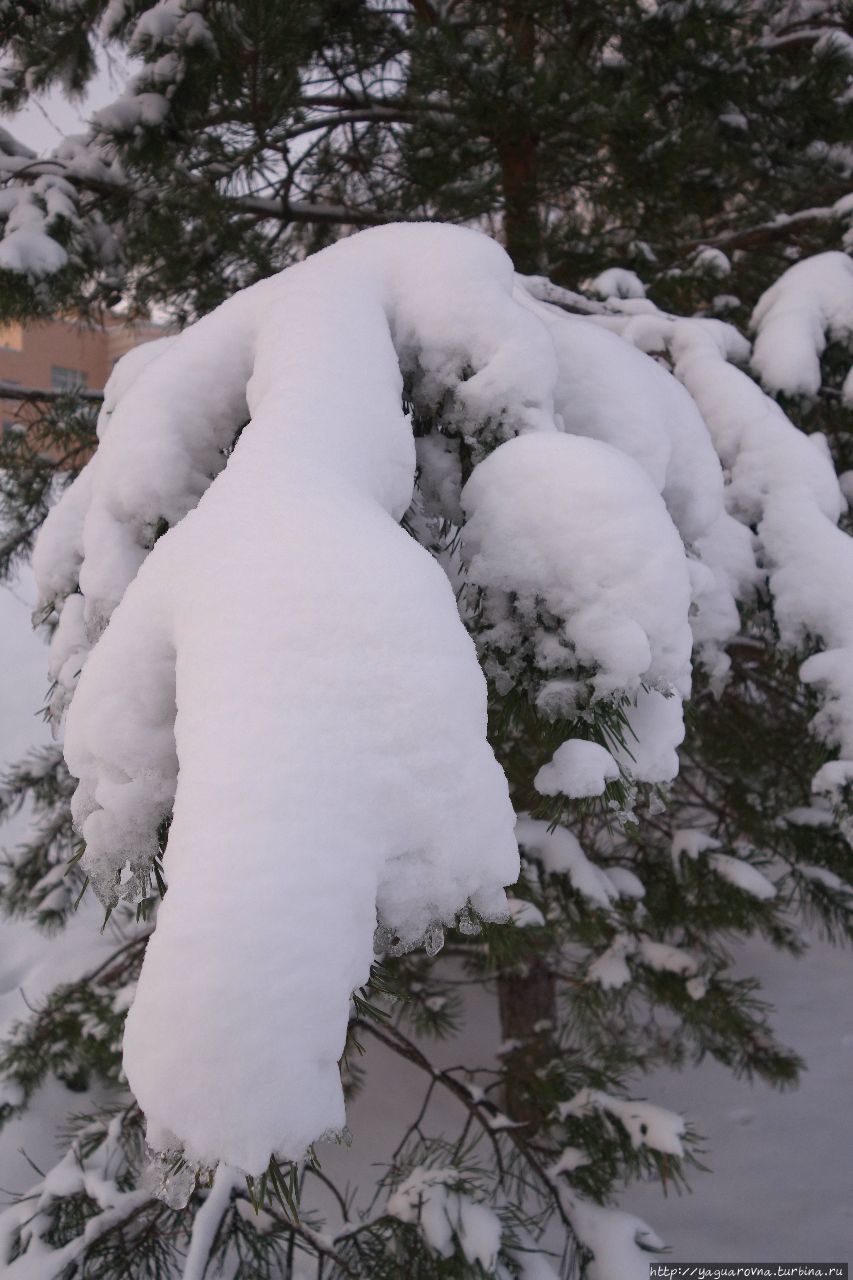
[{"left": 29, "top": 224, "right": 853, "bottom": 1198}]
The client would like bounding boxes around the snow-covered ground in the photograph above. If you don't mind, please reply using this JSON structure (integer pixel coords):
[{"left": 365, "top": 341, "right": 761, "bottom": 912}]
[
  {"left": 325, "top": 931, "right": 853, "bottom": 1264},
  {"left": 0, "top": 571, "right": 851, "bottom": 1258},
  {"left": 623, "top": 930, "right": 853, "bottom": 1261}
]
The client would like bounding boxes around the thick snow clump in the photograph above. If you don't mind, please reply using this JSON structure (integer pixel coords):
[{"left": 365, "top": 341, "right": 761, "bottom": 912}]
[
  {"left": 37, "top": 224, "right": 569, "bottom": 1176},
  {"left": 583, "top": 287, "right": 853, "bottom": 811},
  {"left": 36, "top": 224, "right": 853, "bottom": 1181}
]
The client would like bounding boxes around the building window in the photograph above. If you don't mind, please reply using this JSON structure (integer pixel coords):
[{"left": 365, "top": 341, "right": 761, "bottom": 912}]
[
  {"left": 0, "top": 323, "right": 23, "bottom": 350},
  {"left": 51, "top": 365, "right": 88, "bottom": 392}
]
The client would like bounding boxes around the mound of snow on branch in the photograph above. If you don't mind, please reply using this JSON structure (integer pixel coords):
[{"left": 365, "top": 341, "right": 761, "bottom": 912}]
[
  {"left": 39, "top": 224, "right": 562, "bottom": 1179},
  {"left": 534, "top": 739, "right": 620, "bottom": 799},
  {"left": 386, "top": 1167, "right": 502, "bottom": 1269},
  {"left": 517, "top": 280, "right": 756, "bottom": 690},
  {"left": 460, "top": 431, "right": 693, "bottom": 777},
  {"left": 585, "top": 288, "right": 853, "bottom": 820},
  {"left": 751, "top": 251, "right": 853, "bottom": 403},
  {"left": 38, "top": 222, "right": 843, "bottom": 1188}
]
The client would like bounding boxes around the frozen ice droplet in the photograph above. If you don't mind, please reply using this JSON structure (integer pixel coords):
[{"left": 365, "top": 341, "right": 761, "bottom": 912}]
[
  {"left": 161, "top": 1161, "right": 196, "bottom": 1209},
  {"left": 648, "top": 789, "right": 666, "bottom": 816},
  {"left": 373, "top": 924, "right": 393, "bottom": 954},
  {"left": 457, "top": 905, "right": 481, "bottom": 936},
  {"left": 144, "top": 1147, "right": 198, "bottom": 1209},
  {"left": 424, "top": 923, "right": 445, "bottom": 956}
]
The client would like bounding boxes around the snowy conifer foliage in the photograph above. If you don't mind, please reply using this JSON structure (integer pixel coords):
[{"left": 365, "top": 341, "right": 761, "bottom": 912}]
[
  {"left": 39, "top": 224, "right": 533, "bottom": 1178},
  {"left": 0, "top": 220, "right": 850, "bottom": 1277},
  {"left": 0, "top": 5, "right": 852, "bottom": 1271}
]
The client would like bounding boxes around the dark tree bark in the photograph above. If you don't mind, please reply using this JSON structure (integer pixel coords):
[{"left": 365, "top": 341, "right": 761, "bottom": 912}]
[
  {"left": 497, "top": 956, "right": 557, "bottom": 1124},
  {"left": 497, "top": 0, "right": 542, "bottom": 273},
  {"left": 498, "top": 135, "right": 542, "bottom": 274}
]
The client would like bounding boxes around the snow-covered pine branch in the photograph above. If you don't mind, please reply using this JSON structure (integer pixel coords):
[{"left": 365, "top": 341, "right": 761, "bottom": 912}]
[
  {"left": 574, "top": 281, "right": 853, "bottom": 815},
  {"left": 0, "top": 5, "right": 852, "bottom": 1272},
  {"left": 25, "top": 222, "right": 853, "bottom": 1206}
]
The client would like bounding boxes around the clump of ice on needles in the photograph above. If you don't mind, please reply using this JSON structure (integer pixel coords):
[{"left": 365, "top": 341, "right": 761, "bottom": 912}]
[{"left": 26, "top": 222, "right": 784, "bottom": 1188}]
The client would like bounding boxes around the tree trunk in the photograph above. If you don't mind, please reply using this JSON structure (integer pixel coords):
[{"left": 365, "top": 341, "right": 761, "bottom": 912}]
[
  {"left": 497, "top": 957, "right": 557, "bottom": 1125},
  {"left": 497, "top": 0, "right": 541, "bottom": 274},
  {"left": 498, "top": 137, "right": 542, "bottom": 274},
  {"left": 494, "top": 3, "right": 555, "bottom": 1124}
]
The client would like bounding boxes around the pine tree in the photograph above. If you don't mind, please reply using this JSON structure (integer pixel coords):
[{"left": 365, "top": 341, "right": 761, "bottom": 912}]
[
  {"left": 0, "top": 1, "right": 851, "bottom": 310},
  {"left": 0, "top": 4, "right": 852, "bottom": 1278}
]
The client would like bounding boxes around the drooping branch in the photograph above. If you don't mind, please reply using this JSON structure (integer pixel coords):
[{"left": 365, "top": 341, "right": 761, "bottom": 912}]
[
  {"left": 296, "top": 92, "right": 454, "bottom": 115},
  {"left": 0, "top": 381, "right": 104, "bottom": 405},
  {"left": 0, "top": 150, "right": 395, "bottom": 230},
  {"left": 686, "top": 197, "right": 853, "bottom": 254},
  {"left": 355, "top": 1016, "right": 577, "bottom": 1239}
]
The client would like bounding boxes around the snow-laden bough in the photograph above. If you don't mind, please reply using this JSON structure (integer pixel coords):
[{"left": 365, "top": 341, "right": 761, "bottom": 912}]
[
  {"left": 32, "top": 223, "right": 733, "bottom": 1184},
  {"left": 582, "top": 291, "right": 853, "bottom": 819}
]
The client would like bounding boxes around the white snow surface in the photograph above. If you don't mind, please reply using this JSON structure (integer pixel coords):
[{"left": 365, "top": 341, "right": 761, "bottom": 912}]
[
  {"left": 32, "top": 219, "right": 726, "bottom": 1180},
  {"left": 516, "top": 817, "right": 619, "bottom": 910},
  {"left": 515, "top": 293, "right": 725, "bottom": 544},
  {"left": 560, "top": 1087, "right": 686, "bottom": 1158},
  {"left": 592, "top": 300, "right": 853, "bottom": 807},
  {"left": 386, "top": 1167, "right": 502, "bottom": 1269},
  {"left": 637, "top": 939, "right": 700, "bottom": 980},
  {"left": 615, "top": 688, "right": 687, "bottom": 785},
  {"left": 42, "top": 224, "right": 582, "bottom": 1175},
  {"left": 587, "top": 935, "right": 634, "bottom": 990},
  {"left": 587, "top": 267, "right": 647, "bottom": 300},
  {"left": 751, "top": 251, "right": 853, "bottom": 401},
  {"left": 671, "top": 826, "right": 722, "bottom": 872},
  {"left": 515, "top": 287, "right": 750, "bottom": 685},
  {"left": 0, "top": 177, "right": 73, "bottom": 277},
  {"left": 691, "top": 245, "right": 731, "bottom": 278},
  {"left": 461, "top": 432, "right": 694, "bottom": 708},
  {"left": 533, "top": 739, "right": 619, "bottom": 799},
  {"left": 3, "top": 535, "right": 853, "bottom": 1264},
  {"left": 28, "top": 222, "right": 853, "bottom": 1184},
  {"left": 671, "top": 826, "right": 776, "bottom": 900},
  {"left": 506, "top": 897, "right": 547, "bottom": 928},
  {"left": 565, "top": 1198, "right": 665, "bottom": 1280},
  {"left": 707, "top": 852, "right": 777, "bottom": 901}
]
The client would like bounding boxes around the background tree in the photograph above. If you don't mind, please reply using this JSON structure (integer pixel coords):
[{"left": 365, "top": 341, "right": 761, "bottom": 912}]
[
  {"left": 0, "top": 3, "right": 852, "bottom": 1277},
  {"left": 0, "top": 1, "right": 851, "bottom": 311}
]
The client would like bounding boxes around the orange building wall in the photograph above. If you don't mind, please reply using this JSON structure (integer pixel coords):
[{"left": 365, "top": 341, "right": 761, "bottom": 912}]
[
  {"left": 0, "top": 316, "right": 171, "bottom": 435},
  {"left": 0, "top": 318, "right": 111, "bottom": 394}
]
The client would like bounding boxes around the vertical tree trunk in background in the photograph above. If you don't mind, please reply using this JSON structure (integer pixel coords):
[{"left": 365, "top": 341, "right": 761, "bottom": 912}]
[
  {"left": 497, "top": 0, "right": 541, "bottom": 274},
  {"left": 408, "top": 0, "right": 556, "bottom": 1118},
  {"left": 498, "top": 136, "right": 542, "bottom": 274},
  {"left": 497, "top": 956, "right": 557, "bottom": 1125},
  {"left": 493, "top": 6, "right": 558, "bottom": 1127}
]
